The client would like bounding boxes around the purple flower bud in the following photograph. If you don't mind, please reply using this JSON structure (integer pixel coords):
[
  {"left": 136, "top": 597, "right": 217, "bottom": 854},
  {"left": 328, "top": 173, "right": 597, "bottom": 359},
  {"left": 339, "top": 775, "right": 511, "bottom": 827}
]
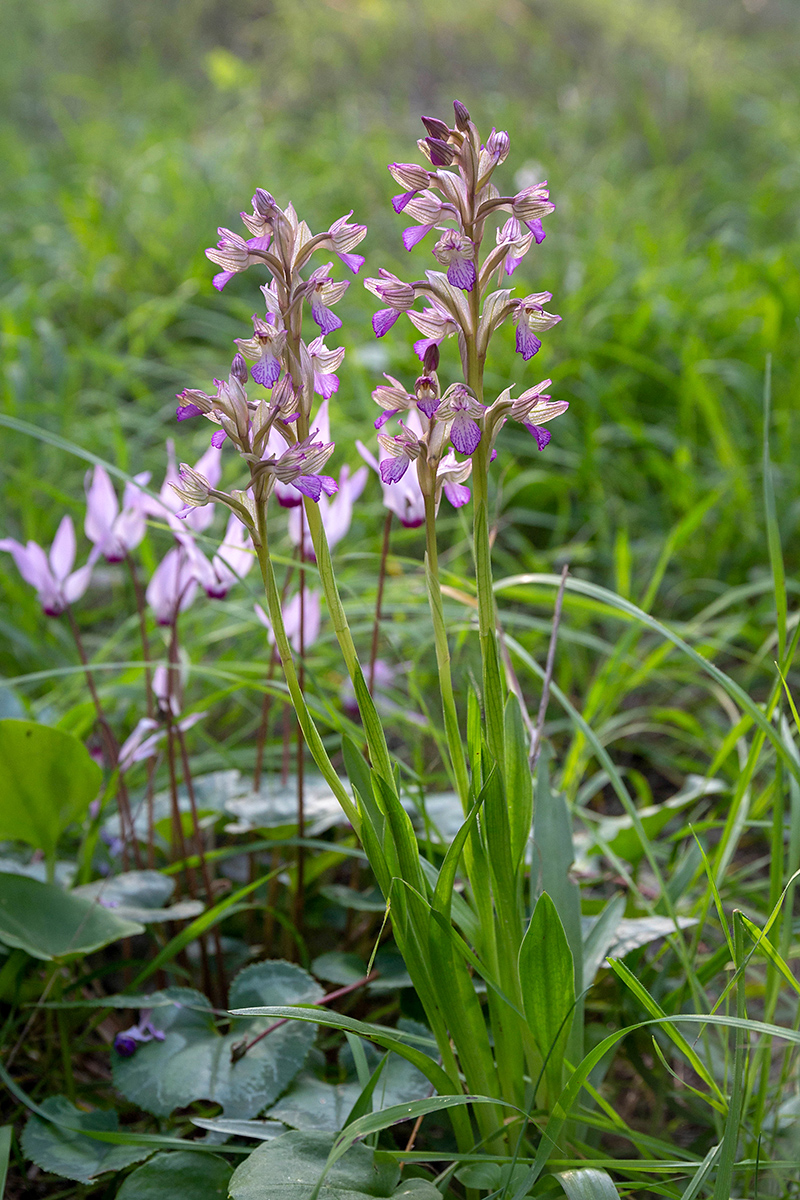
[
  {"left": 422, "top": 342, "right": 440, "bottom": 373},
  {"left": 424, "top": 137, "right": 455, "bottom": 167},
  {"left": 421, "top": 115, "right": 451, "bottom": 140},
  {"left": 453, "top": 100, "right": 471, "bottom": 130},
  {"left": 486, "top": 128, "right": 510, "bottom": 164},
  {"left": 231, "top": 353, "right": 248, "bottom": 383}
]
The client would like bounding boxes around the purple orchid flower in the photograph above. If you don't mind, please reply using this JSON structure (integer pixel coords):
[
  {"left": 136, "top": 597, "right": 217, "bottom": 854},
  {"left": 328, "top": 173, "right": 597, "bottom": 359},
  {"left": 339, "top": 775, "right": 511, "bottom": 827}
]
[
  {"left": 387, "top": 162, "right": 431, "bottom": 213},
  {"left": 432, "top": 230, "right": 477, "bottom": 291},
  {"left": 512, "top": 295, "right": 562, "bottom": 361},
  {"left": 356, "top": 437, "right": 425, "bottom": 529},
  {"left": 306, "top": 263, "right": 349, "bottom": 335},
  {"left": 84, "top": 466, "right": 151, "bottom": 562},
  {"left": 406, "top": 298, "right": 459, "bottom": 361},
  {"left": 326, "top": 212, "right": 367, "bottom": 274},
  {"left": 0, "top": 515, "right": 96, "bottom": 617},
  {"left": 437, "top": 384, "right": 485, "bottom": 455},
  {"left": 205, "top": 228, "right": 272, "bottom": 291},
  {"left": 511, "top": 181, "right": 556, "bottom": 238},
  {"left": 364, "top": 270, "right": 416, "bottom": 338},
  {"left": 147, "top": 442, "right": 222, "bottom": 535},
  {"left": 401, "top": 190, "right": 448, "bottom": 251},
  {"left": 307, "top": 337, "right": 345, "bottom": 399}
]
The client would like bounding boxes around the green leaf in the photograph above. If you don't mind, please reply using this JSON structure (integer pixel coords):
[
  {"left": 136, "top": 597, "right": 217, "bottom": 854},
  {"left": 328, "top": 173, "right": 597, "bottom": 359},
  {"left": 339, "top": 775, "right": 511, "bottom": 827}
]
[
  {"left": 456, "top": 1161, "right": 533, "bottom": 1193},
  {"left": 0, "top": 1125, "right": 11, "bottom": 1197},
  {"left": 505, "top": 693, "right": 533, "bottom": 870},
  {"left": 0, "top": 719, "right": 102, "bottom": 862},
  {"left": 116, "top": 1151, "right": 233, "bottom": 1199},
  {"left": 553, "top": 1167, "right": 622, "bottom": 1199},
  {"left": 20, "top": 1096, "right": 151, "bottom": 1184},
  {"left": 73, "top": 870, "right": 203, "bottom": 923},
  {"left": 587, "top": 775, "right": 726, "bottom": 866},
  {"left": 226, "top": 774, "right": 349, "bottom": 837},
  {"left": 519, "top": 892, "right": 575, "bottom": 1103},
  {"left": 269, "top": 1046, "right": 430, "bottom": 1134},
  {"left": 228, "top": 1130, "right": 440, "bottom": 1199},
  {"left": 114, "top": 962, "right": 323, "bottom": 1118},
  {"left": 312, "top": 952, "right": 369, "bottom": 986},
  {"left": 0, "top": 873, "right": 143, "bottom": 960}
]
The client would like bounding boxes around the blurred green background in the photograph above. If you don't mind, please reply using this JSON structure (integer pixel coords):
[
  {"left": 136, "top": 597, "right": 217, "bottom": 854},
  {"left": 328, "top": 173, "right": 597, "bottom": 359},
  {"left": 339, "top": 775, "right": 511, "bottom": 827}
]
[{"left": 1, "top": 0, "right": 799, "bottom": 671}]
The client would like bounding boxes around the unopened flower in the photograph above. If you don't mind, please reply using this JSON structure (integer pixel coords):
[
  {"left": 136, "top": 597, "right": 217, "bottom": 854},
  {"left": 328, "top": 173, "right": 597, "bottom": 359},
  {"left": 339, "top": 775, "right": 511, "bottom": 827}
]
[
  {"left": 84, "top": 466, "right": 151, "bottom": 562},
  {"left": 365, "top": 270, "right": 417, "bottom": 337},
  {"left": 512, "top": 294, "right": 562, "bottom": 360},
  {"left": 486, "top": 128, "right": 510, "bottom": 166},
  {"left": 419, "top": 136, "right": 455, "bottom": 168},
  {"left": 0, "top": 516, "right": 96, "bottom": 617},
  {"left": 432, "top": 230, "right": 477, "bottom": 291},
  {"left": 170, "top": 463, "right": 212, "bottom": 518},
  {"left": 437, "top": 384, "right": 485, "bottom": 455},
  {"left": 146, "top": 545, "right": 198, "bottom": 625}
]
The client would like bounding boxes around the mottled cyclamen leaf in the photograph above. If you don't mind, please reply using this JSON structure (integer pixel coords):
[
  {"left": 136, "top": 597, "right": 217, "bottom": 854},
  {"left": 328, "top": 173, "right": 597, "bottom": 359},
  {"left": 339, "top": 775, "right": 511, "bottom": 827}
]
[
  {"left": 116, "top": 1151, "right": 233, "bottom": 1200},
  {"left": 21, "top": 1097, "right": 151, "bottom": 1184}
]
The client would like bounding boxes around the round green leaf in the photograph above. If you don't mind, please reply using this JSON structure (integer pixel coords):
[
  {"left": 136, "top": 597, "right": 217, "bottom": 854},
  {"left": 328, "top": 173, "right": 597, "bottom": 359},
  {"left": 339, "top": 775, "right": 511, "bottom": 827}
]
[
  {"left": 229, "top": 1131, "right": 440, "bottom": 1200},
  {"left": 0, "top": 719, "right": 102, "bottom": 859},
  {"left": 113, "top": 962, "right": 324, "bottom": 1118},
  {"left": 21, "top": 1096, "right": 151, "bottom": 1184},
  {"left": 0, "top": 873, "right": 144, "bottom": 960},
  {"left": 116, "top": 1151, "right": 233, "bottom": 1199},
  {"left": 74, "top": 870, "right": 203, "bottom": 923}
]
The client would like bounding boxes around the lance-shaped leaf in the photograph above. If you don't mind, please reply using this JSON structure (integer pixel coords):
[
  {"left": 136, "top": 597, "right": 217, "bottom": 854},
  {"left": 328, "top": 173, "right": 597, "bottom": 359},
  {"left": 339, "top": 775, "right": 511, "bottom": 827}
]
[{"left": 519, "top": 891, "right": 575, "bottom": 1103}]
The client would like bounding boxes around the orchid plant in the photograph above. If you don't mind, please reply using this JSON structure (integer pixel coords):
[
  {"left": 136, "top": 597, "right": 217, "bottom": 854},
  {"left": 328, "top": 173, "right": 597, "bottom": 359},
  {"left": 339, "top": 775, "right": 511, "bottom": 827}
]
[{"left": 160, "top": 100, "right": 585, "bottom": 1174}]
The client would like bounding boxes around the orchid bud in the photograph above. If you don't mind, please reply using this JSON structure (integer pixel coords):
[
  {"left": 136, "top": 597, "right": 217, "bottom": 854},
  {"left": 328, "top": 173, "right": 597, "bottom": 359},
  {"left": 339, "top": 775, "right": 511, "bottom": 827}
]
[
  {"left": 486, "top": 128, "right": 510, "bottom": 164},
  {"left": 388, "top": 163, "right": 431, "bottom": 190},
  {"left": 231, "top": 353, "right": 248, "bottom": 383},
  {"left": 420, "top": 137, "right": 455, "bottom": 167},
  {"left": 422, "top": 342, "right": 440, "bottom": 373},
  {"left": 453, "top": 100, "right": 471, "bottom": 131},
  {"left": 421, "top": 115, "right": 451, "bottom": 141}
]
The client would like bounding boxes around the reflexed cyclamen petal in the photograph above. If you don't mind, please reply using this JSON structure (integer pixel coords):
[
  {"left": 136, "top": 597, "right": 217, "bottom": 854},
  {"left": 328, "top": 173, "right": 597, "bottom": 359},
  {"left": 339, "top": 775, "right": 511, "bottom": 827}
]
[
  {"left": 392, "top": 190, "right": 418, "bottom": 213},
  {"left": 444, "top": 481, "right": 471, "bottom": 508},
  {"left": 416, "top": 393, "right": 440, "bottom": 419},
  {"left": 176, "top": 403, "right": 203, "bottom": 421},
  {"left": 450, "top": 413, "right": 481, "bottom": 456},
  {"left": 402, "top": 224, "right": 433, "bottom": 251},
  {"left": 380, "top": 456, "right": 411, "bottom": 484},
  {"left": 527, "top": 219, "right": 546, "bottom": 244},
  {"left": 311, "top": 298, "right": 343, "bottom": 335},
  {"left": 374, "top": 407, "right": 399, "bottom": 430},
  {"left": 524, "top": 422, "right": 552, "bottom": 450},
  {"left": 210, "top": 429, "right": 227, "bottom": 448},
  {"left": 447, "top": 259, "right": 476, "bottom": 291},
  {"left": 337, "top": 251, "right": 365, "bottom": 274},
  {"left": 251, "top": 355, "right": 281, "bottom": 388},
  {"left": 373, "top": 308, "right": 400, "bottom": 338},
  {"left": 50, "top": 516, "right": 76, "bottom": 581},
  {"left": 318, "top": 475, "right": 339, "bottom": 497},
  {"left": 213, "top": 271, "right": 235, "bottom": 291},
  {"left": 314, "top": 371, "right": 339, "bottom": 399},
  {"left": 515, "top": 326, "right": 542, "bottom": 361},
  {"left": 292, "top": 475, "right": 323, "bottom": 501}
]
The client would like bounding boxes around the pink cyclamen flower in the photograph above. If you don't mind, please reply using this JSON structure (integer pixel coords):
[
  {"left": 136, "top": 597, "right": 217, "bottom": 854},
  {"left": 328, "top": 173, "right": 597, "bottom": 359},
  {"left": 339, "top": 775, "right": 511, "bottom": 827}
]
[
  {"left": 288, "top": 463, "right": 368, "bottom": 559},
  {"left": 84, "top": 466, "right": 151, "bottom": 562},
  {"left": 186, "top": 514, "right": 255, "bottom": 599},
  {"left": 118, "top": 708, "right": 205, "bottom": 771},
  {"left": 147, "top": 442, "right": 222, "bottom": 535},
  {"left": 145, "top": 545, "right": 198, "bottom": 626},
  {"left": 255, "top": 589, "right": 322, "bottom": 654},
  {"left": 0, "top": 515, "right": 96, "bottom": 617}
]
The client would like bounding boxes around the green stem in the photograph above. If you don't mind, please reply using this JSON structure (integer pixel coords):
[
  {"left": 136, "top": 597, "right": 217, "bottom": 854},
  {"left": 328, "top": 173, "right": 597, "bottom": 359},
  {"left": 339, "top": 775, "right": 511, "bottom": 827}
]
[
  {"left": 255, "top": 508, "right": 360, "bottom": 832},
  {"left": 423, "top": 491, "right": 470, "bottom": 809}
]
